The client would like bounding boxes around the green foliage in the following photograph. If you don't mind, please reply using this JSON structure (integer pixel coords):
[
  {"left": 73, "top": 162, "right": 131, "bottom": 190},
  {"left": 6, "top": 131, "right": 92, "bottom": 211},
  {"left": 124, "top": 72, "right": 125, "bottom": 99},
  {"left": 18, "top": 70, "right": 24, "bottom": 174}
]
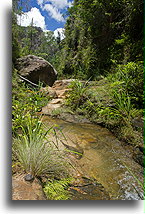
[
  {"left": 44, "top": 178, "right": 72, "bottom": 200},
  {"left": 108, "top": 62, "right": 143, "bottom": 108},
  {"left": 57, "top": 0, "right": 143, "bottom": 79},
  {"left": 12, "top": 12, "right": 21, "bottom": 64},
  {"left": 17, "top": 25, "right": 59, "bottom": 64},
  {"left": 65, "top": 80, "right": 90, "bottom": 110},
  {"left": 12, "top": 0, "right": 32, "bottom": 64},
  {"left": 12, "top": 70, "right": 49, "bottom": 136},
  {"left": 111, "top": 90, "right": 141, "bottom": 125},
  {"left": 12, "top": 115, "right": 68, "bottom": 177}
]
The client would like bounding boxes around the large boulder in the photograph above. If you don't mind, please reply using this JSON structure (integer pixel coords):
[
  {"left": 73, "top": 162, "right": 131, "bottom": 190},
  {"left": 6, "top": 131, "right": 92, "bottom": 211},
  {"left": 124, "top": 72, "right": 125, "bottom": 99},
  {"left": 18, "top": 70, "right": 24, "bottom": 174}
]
[{"left": 15, "top": 55, "right": 57, "bottom": 86}]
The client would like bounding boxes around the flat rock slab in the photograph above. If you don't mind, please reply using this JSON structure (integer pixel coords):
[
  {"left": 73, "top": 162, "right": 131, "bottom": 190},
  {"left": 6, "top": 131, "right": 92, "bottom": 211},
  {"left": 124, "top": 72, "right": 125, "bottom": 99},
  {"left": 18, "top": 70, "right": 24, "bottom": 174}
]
[
  {"left": 12, "top": 174, "right": 46, "bottom": 200},
  {"left": 41, "top": 98, "right": 64, "bottom": 115},
  {"left": 52, "top": 79, "right": 76, "bottom": 90},
  {"left": 55, "top": 89, "right": 71, "bottom": 99},
  {"left": 49, "top": 98, "right": 64, "bottom": 104}
]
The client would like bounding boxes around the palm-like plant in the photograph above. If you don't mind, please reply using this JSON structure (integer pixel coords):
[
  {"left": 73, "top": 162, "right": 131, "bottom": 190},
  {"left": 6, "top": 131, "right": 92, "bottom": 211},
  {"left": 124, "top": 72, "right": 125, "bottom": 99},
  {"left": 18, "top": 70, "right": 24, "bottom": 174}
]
[
  {"left": 66, "top": 79, "right": 90, "bottom": 110},
  {"left": 111, "top": 90, "right": 141, "bottom": 125}
]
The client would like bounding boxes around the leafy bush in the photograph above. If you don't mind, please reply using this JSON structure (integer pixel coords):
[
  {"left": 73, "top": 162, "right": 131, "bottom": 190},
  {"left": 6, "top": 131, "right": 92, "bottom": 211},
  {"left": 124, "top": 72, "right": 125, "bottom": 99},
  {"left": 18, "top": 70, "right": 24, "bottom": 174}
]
[{"left": 108, "top": 62, "right": 143, "bottom": 108}]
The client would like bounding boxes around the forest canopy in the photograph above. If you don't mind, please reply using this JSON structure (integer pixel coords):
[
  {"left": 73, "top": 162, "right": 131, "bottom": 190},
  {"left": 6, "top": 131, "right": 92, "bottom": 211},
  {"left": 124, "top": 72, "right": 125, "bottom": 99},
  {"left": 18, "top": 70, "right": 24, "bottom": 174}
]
[{"left": 57, "top": 0, "right": 143, "bottom": 79}]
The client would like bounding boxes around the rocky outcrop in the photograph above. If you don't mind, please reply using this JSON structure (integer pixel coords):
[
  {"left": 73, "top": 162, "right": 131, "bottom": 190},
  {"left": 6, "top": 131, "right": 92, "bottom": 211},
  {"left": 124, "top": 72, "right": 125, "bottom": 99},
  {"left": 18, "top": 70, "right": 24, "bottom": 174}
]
[
  {"left": 15, "top": 55, "right": 57, "bottom": 86},
  {"left": 41, "top": 80, "right": 73, "bottom": 115}
]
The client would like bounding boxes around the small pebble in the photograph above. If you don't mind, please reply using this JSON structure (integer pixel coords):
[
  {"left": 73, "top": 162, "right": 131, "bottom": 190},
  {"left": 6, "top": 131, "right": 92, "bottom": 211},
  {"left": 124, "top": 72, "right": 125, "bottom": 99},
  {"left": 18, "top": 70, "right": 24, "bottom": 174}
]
[{"left": 24, "top": 174, "right": 34, "bottom": 182}]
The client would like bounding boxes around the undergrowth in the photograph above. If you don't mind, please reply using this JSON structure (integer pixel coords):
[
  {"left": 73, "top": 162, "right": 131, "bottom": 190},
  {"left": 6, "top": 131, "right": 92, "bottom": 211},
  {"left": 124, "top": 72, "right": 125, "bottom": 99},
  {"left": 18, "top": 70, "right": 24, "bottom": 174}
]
[
  {"left": 65, "top": 62, "right": 143, "bottom": 146},
  {"left": 12, "top": 69, "right": 49, "bottom": 136},
  {"left": 43, "top": 178, "right": 73, "bottom": 200}
]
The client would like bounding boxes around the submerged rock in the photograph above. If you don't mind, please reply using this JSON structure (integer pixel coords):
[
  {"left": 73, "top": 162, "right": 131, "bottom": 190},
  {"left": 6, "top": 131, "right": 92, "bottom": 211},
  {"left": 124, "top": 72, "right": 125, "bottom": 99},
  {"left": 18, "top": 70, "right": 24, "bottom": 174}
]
[{"left": 69, "top": 176, "right": 110, "bottom": 200}]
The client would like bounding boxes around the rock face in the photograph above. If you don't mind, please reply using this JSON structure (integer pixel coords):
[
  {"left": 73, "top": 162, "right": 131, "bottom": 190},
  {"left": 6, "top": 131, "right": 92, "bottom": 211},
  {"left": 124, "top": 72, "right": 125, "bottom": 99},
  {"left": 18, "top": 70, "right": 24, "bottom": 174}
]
[
  {"left": 15, "top": 55, "right": 57, "bottom": 86},
  {"left": 12, "top": 173, "right": 46, "bottom": 200}
]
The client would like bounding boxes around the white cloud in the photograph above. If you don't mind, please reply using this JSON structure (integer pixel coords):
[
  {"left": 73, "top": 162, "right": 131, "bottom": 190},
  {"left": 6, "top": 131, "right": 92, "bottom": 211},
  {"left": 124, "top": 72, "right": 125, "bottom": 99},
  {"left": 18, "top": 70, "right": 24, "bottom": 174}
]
[
  {"left": 37, "top": 0, "right": 43, "bottom": 6},
  {"left": 37, "top": 0, "right": 73, "bottom": 22},
  {"left": 44, "top": 4, "right": 65, "bottom": 22},
  {"left": 44, "top": 0, "right": 72, "bottom": 9},
  {"left": 54, "top": 28, "right": 65, "bottom": 40},
  {"left": 17, "top": 7, "right": 46, "bottom": 30}
]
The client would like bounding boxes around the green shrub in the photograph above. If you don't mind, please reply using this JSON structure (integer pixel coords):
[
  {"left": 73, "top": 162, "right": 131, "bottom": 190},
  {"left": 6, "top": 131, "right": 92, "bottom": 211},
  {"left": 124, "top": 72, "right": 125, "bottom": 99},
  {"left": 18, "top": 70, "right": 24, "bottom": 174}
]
[
  {"left": 65, "top": 76, "right": 143, "bottom": 146},
  {"left": 108, "top": 62, "right": 143, "bottom": 108}
]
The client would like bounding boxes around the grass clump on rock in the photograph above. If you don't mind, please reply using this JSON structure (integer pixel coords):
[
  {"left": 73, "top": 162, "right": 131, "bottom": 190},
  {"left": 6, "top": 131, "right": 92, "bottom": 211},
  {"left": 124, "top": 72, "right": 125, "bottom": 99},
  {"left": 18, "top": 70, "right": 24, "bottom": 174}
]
[{"left": 12, "top": 115, "right": 69, "bottom": 177}]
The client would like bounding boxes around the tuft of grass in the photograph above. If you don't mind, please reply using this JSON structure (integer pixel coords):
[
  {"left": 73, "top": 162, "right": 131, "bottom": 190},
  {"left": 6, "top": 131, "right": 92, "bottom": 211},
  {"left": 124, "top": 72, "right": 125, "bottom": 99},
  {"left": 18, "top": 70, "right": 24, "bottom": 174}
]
[
  {"left": 12, "top": 115, "right": 69, "bottom": 177},
  {"left": 111, "top": 89, "right": 141, "bottom": 125}
]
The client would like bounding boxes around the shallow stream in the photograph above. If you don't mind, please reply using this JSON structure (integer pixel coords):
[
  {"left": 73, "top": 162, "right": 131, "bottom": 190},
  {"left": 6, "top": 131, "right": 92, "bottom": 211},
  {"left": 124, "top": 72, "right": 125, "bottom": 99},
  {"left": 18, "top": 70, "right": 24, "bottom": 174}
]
[{"left": 43, "top": 116, "right": 144, "bottom": 200}]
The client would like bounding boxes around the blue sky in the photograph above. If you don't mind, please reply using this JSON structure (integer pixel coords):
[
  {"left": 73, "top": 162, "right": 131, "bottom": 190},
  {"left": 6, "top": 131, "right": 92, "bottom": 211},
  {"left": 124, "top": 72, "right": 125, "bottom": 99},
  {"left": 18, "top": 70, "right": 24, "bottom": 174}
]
[{"left": 17, "top": 0, "right": 73, "bottom": 36}]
